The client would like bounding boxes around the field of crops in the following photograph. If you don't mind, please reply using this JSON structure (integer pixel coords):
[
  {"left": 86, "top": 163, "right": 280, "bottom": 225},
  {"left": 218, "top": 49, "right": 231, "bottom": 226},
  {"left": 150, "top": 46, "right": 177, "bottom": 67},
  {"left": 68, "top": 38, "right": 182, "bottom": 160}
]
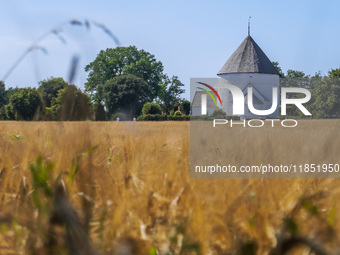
[{"left": 1, "top": 121, "right": 340, "bottom": 255}]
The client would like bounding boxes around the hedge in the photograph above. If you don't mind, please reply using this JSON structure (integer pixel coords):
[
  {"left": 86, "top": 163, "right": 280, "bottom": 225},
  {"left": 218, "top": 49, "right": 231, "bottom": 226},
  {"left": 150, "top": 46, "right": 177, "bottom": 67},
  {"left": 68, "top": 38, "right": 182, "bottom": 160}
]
[
  {"left": 189, "top": 115, "right": 240, "bottom": 121},
  {"left": 137, "top": 114, "right": 239, "bottom": 121},
  {"left": 137, "top": 114, "right": 190, "bottom": 121}
]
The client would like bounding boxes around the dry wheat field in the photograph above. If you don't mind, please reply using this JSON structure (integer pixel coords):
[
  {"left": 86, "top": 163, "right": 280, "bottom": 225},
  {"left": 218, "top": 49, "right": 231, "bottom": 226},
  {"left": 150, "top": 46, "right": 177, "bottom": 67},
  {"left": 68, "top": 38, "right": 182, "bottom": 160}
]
[{"left": 1, "top": 121, "right": 340, "bottom": 255}]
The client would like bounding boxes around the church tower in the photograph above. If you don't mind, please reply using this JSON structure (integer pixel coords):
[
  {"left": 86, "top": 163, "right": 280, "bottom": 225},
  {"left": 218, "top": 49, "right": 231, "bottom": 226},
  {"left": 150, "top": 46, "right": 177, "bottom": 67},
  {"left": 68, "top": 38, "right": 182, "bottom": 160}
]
[{"left": 216, "top": 34, "right": 280, "bottom": 118}]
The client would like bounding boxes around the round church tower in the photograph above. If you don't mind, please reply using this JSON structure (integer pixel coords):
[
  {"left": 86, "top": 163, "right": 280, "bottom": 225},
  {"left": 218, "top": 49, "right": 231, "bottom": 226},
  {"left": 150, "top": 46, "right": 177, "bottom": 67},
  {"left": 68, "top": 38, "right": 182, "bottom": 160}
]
[{"left": 216, "top": 35, "right": 280, "bottom": 118}]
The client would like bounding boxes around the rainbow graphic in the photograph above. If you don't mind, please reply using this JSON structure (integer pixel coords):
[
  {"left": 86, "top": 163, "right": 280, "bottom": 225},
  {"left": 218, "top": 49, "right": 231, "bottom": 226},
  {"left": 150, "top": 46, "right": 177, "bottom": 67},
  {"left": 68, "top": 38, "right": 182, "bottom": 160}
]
[{"left": 196, "top": 82, "right": 222, "bottom": 106}]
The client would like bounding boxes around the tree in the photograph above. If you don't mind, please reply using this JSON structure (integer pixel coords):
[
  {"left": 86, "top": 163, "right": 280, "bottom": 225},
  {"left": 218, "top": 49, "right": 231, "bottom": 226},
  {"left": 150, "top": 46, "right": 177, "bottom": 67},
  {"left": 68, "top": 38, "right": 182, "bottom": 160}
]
[
  {"left": 328, "top": 68, "right": 340, "bottom": 78},
  {"left": 280, "top": 69, "right": 312, "bottom": 107},
  {"left": 142, "top": 102, "right": 162, "bottom": 115},
  {"left": 9, "top": 88, "right": 42, "bottom": 120},
  {"left": 0, "top": 86, "right": 21, "bottom": 120},
  {"left": 38, "top": 77, "right": 67, "bottom": 107},
  {"left": 211, "top": 109, "right": 227, "bottom": 119},
  {"left": 5, "top": 87, "right": 21, "bottom": 99},
  {"left": 272, "top": 61, "right": 285, "bottom": 78},
  {"left": 3, "top": 104, "right": 14, "bottom": 120},
  {"left": 311, "top": 69, "right": 340, "bottom": 118},
  {"left": 181, "top": 100, "right": 191, "bottom": 115},
  {"left": 47, "top": 85, "right": 90, "bottom": 121},
  {"left": 93, "top": 103, "right": 106, "bottom": 121},
  {"left": 286, "top": 69, "right": 306, "bottom": 78},
  {"left": 0, "top": 81, "right": 6, "bottom": 119},
  {"left": 0, "top": 81, "right": 6, "bottom": 108},
  {"left": 157, "top": 75, "right": 185, "bottom": 114},
  {"left": 174, "top": 110, "right": 182, "bottom": 116},
  {"left": 85, "top": 46, "right": 164, "bottom": 102},
  {"left": 103, "top": 74, "right": 152, "bottom": 119}
]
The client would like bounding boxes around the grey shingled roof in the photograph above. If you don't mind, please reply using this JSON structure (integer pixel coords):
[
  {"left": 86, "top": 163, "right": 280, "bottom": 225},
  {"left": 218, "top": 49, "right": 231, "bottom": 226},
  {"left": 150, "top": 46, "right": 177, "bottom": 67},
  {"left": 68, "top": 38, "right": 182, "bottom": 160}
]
[{"left": 217, "top": 36, "right": 279, "bottom": 75}]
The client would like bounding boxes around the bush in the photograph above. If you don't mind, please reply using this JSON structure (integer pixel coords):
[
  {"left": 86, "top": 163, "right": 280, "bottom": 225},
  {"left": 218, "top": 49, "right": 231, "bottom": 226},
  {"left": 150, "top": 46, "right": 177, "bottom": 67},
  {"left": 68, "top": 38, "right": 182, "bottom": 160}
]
[
  {"left": 142, "top": 102, "right": 162, "bottom": 115},
  {"left": 9, "top": 87, "right": 42, "bottom": 120},
  {"left": 103, "top": 74, "right": 152, "bottom": 119},
  {"left": 137, "top": 114, "right": 190, "bottom": 121},
  {"left": 3, "top": 104, "right": 14, "bottom": 120},
  {"left": 94, "top": 103, "right": 106, "bottom": 121},
  {"left": 181, "top": 100, "right": 191, "bottom": 115},
  {"left": 137, "top": 114, "right": 166, "bottom": 121},
  {"left": 190, "top": 114, "right": 240, "bottom": 121},
  {"left": 48, "top": 85, "right": 90, "bottom": 121},
  {"left": 211, "top": 109, "right": 227, "bottom": 119},
  {"left": 173, "top": 104, "right": 180, "bottom": 113},
  {"left": 174, "top": 110, "right": 183, "bottom": 116},
  {"left": 167, "top": 115, "right": 189, "bottom": 121}
]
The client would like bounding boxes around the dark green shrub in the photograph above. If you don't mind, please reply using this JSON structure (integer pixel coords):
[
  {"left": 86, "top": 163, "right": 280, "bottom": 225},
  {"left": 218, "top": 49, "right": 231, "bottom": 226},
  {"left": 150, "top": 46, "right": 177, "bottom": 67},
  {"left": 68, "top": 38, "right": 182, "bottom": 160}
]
[
  {"left": 181, "top": 100, "right": 191, "bottom": 115},
  {"left": 3, "top": 104, "right": 14, "bottom": 120},
  {"left": 48, "top": 85, "right": 90, "bottom": 121},
  {"left": 211, "top": 109, "right": 227, "bottom": 119},
  {"left": 137, "top": 114, "right": 165, "bottom": 121},
  {"left": 174, "top": 110, "right": 183, "bottom": 116},
  {"left": 190, "top": 114, "right": 239, "bottom": 121},
  {"left": 173, "top": 104, "right": 180, "bottom": 113},
  {"left": 137, "top": 114, "right": 189, "bottom": 121},
  {"left": 167, "top": 115, "right": 189, "bottom": 121},
  {"left": 142, "top": 102, "right": 162, "bottom": 115},
  {"left": 94, "top": 103, "right": 106, "bottom": 121},
  {"left": 8, "top": 87, "right": 42, "bottom": 120}
]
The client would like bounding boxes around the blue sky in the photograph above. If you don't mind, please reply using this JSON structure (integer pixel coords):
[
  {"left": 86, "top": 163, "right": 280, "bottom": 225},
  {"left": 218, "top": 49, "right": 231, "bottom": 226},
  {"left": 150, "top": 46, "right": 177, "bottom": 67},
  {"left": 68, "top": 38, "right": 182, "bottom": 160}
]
[{"left": 1, "top": 0, "right": 339, "bottom": 99}]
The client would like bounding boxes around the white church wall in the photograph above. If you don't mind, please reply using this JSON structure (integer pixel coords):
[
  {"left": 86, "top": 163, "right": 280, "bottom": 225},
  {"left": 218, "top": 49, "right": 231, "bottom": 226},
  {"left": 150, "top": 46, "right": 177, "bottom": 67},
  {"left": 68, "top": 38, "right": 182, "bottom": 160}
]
[
  {"left": 216, "top": 73, "right": 280, "bottom": 118},
  {"left": 192, "top": 106, "right": 218, "bottom": 116}
]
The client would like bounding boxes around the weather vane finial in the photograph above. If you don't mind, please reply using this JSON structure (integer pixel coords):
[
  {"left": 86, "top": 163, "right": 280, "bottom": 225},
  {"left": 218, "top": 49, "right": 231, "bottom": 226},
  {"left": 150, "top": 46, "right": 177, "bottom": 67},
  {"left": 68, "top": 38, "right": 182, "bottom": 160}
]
[{"left": 248, "top": 16, "right": 251, "bottom": 36}]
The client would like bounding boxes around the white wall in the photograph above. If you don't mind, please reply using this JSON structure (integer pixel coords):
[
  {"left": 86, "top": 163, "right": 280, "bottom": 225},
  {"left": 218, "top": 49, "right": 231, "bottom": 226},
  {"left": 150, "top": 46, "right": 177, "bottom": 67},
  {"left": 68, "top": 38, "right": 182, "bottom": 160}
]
[
  {"left": 192, "top": 106, "right": 218, "bottom": 116},
  {"left": 216, "top": 73, "right": 280, "bottom": 118}
]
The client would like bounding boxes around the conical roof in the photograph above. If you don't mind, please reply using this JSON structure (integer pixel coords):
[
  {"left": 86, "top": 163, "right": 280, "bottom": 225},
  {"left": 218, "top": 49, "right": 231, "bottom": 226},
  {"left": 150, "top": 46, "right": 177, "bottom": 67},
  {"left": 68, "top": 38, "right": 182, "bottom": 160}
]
[{"left": 217, "top": 36, "right": 279, "bottom": 75}]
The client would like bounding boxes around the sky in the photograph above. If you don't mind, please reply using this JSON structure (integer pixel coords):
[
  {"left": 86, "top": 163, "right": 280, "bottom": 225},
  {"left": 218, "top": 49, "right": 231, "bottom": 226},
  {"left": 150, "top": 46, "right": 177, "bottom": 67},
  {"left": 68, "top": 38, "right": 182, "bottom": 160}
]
[{"left": 1, "top": 0, "right": 340, "bottom": 100}]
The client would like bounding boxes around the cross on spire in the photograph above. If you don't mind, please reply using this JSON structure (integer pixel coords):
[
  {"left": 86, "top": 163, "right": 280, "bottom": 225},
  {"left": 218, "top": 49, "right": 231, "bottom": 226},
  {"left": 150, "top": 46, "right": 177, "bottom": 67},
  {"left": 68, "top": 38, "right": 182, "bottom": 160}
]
[{"left": 248, "top": 16, "right": 251, "bottom": 36}]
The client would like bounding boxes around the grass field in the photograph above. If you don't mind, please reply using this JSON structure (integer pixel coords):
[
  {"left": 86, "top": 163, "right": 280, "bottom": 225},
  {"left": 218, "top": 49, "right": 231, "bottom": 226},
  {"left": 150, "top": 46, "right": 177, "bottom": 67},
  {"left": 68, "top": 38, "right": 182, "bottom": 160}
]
[{"left": 1, "top": 121, "right": 340, "bottom": 255}]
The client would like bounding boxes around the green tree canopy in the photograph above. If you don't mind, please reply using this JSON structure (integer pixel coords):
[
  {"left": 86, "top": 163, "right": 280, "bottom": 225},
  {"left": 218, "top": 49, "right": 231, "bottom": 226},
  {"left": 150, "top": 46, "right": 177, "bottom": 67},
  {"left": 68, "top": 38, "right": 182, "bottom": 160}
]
[
  {"left": 211, "top": 109, "right": 227, "bottom": 119},
  {"left": 280, "top": 69, "right": 312, "bottom": 92},
  {"left": 103, "top": 74, "right": 152, "bottom": 119},
  {"left": 286, "top": 69, "right": 306, "bottom": 78},
  {"left": 142, "top": 102, "right": 162, "bottom": 115},
  {"left": 93, "top": 103, "right": 106, "bottom": 121},
  {"left": 47, "top": 85, "right": 90, "bottom": 121},
  {"left": 310, "top": 68, "right": 340, "bottom": 118},
  {"left": 0, "top": 86, "right": 21, "bottom": 120},
  {"left": 0, "top": 81, "right": 6, "bottom": 108},
  {"left": 328, "top": 68, "right": 340, "bottom": 78},
  {"left": 157, "top": 75, "right": 185, "bottom": 114},
  {"left": 38, "top": 77, "right": 67, "bottom": 107},
  {"left": 0, "top": 83, "right": 20, "bottom": 109},
  {"left": 9, "top": 88, "right": 42, "bottom": 120},
  {"left": 0, "top": 81, "right": 7, "bottom": 120},
  {"left": 85, "top": 46, "right": 164, "bottom": 102},
  {"left": 181, "top": 100, "right": 191, "bottom": 115}
]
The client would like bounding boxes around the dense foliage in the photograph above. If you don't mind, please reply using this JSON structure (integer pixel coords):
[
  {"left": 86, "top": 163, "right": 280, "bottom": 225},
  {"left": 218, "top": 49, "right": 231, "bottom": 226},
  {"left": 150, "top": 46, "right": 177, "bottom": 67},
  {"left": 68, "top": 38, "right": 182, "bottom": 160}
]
[
  {"left": 85, "top": 46, "right": 164, "bottom": 103},
  {"left": 137, "top": 114, "right": 190, "bottom": 121},
  {"left": 141, "top": 102, "right": 162, "bottom": 115},
  {"left": 1, "top": 54, "right": 340, "bottom": 121},
  {"left": 46, "top": 84, "right": 90, "bottom": 121},
  {"left": 6, "top": 87, "right": 42, "bottom": 120},
  {"left": 103, "top": 74, "right": 152, "bottom": 119},
  {"left": 38, "top": 77, "right": 67, "bottom": 107}
]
